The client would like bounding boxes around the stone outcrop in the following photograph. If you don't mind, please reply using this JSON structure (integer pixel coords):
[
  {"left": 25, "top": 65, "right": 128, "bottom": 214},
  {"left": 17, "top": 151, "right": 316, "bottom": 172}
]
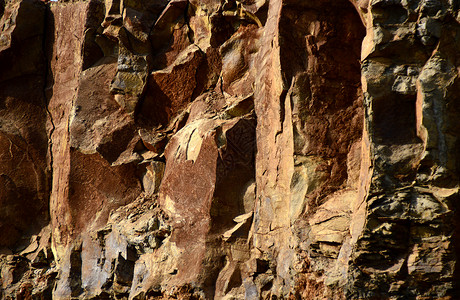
[{"left": 1, "top": 0, "right": 460, "bottom": 299}]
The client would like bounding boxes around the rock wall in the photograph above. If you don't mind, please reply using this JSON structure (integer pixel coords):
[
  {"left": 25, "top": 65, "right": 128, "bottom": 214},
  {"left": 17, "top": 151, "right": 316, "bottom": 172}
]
[{"left": 1, "top": 0, "right": 460, "bottom": 299}]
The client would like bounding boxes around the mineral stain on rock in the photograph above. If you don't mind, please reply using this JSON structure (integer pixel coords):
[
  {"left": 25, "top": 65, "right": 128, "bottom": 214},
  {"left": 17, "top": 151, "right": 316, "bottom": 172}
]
[{"left": 1, "top": 0, "right": 460, "bottom": 299}]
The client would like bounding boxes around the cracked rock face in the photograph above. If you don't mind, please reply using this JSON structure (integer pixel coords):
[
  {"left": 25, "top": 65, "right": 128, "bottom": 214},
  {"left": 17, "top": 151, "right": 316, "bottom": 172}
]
[{"left": 1, "top": 0, "right": 460, "bottom": 299}]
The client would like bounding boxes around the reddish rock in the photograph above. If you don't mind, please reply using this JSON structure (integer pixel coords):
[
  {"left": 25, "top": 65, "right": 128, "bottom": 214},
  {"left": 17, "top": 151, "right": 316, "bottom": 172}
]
[
  {"left": 2, "top": 0, "right": 460, "bottom": 299},
  {"left": 139, "top": 46, "right": 203, "bottom": 127},
  {"left": 46, "top": 0, "right": 141, "bottom": 267},
  {"left": 0, "top": 0, "right": 48, "bottom": 250},
  {"left": 142, "top": 115, "right": 255, "bottom": 297}
]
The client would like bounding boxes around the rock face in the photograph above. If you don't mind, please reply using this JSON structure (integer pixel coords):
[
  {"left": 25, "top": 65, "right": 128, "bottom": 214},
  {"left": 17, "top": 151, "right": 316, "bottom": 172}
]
[{"left": 1, "top": 0, "right": 460, "bottom": 299}]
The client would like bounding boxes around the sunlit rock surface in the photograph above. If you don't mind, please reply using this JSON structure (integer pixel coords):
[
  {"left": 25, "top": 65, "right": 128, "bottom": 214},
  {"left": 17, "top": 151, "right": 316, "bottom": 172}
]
[{"left": 1, "top": 0, "right": 460, "bottom": 299}]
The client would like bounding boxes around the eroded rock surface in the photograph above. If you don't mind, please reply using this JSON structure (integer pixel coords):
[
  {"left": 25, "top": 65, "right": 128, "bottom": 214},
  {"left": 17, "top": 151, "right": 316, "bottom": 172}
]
[{"left": 1, "top": 0, "right": 460, "bottom": 299}]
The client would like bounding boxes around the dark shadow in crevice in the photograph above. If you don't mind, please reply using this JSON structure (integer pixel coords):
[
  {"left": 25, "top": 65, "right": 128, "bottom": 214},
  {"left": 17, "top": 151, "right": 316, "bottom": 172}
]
[{"left": 211, "top": 117, "right": 256, "bottom": 234}]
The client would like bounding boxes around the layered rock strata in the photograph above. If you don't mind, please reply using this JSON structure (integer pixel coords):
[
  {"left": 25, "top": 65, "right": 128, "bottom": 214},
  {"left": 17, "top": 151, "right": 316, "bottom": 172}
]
[{"left": 1, "top": 0, "right": 460, "bottom": 299}]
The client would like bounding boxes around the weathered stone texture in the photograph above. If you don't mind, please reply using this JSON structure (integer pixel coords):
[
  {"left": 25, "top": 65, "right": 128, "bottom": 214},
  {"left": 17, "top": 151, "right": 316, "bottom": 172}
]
[
  {"left": 1, "top": 0, "right": 460, "bottom": 299},
  {"left": 0, "top": 0, "right": 48, "bottom": 253}
]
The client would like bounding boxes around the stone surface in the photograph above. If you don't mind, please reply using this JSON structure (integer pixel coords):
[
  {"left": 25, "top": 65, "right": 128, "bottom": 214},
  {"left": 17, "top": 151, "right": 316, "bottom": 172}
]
[
  {"left": 2, "top": 0, "right": 460, "bottom": 299},
  {"left": 0, "top": 0, "right": 48, "bottom": 252}
]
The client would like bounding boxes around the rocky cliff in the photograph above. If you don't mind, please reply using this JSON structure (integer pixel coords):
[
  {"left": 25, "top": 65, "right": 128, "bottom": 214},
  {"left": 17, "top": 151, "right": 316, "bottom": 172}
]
[{"left": 1, "top": 0, "right": 460, "bottom": 299}]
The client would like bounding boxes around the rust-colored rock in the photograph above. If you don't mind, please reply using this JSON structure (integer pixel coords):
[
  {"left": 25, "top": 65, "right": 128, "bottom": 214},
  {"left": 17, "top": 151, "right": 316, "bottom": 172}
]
[
  {"left": 0, "top": 0, "right": 48, "bottom": 251},
  {"left": 2, "top": 0, "right": 460, "bottom": 299}
]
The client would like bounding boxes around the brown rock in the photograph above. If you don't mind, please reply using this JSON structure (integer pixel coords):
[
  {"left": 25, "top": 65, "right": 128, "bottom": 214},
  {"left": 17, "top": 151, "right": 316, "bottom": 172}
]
[
  {"left": 139, "top": 45, "right": 203, "bottom": 127},
  {"left": 0, "top": 0, "right": 48, "bottom": 250},
  {"left": 2, "top": 0, "right": 460, "bottom": 299}
]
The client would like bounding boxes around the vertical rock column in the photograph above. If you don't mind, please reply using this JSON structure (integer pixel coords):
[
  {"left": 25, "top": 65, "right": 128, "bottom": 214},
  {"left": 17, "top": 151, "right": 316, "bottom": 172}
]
[
  {"left": 47, "top": 2, "right": 142, "bottom": 298},
  {"left": 0, "top": 0, "right": 48, "bottom": 252},
  {"left": 348, "top": 0, "right": 460, "bottom": 298},
  {"left": 252, "top": 0, "right": 364, "bottom": 297},
  {"left": 47, "top": 0, "right": 100, "bottom": 259},
  {"left": 252, "top": 0, "right": 289, "bottom": 257}
]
